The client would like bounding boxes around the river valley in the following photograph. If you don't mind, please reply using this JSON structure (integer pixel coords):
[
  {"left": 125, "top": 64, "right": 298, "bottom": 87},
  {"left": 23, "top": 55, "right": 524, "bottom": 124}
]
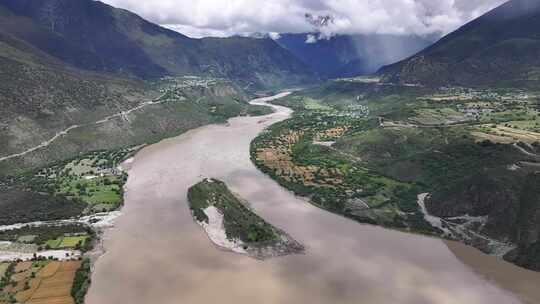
[{"left": 85, "top": 93, "right": 540, "bottom": 304}]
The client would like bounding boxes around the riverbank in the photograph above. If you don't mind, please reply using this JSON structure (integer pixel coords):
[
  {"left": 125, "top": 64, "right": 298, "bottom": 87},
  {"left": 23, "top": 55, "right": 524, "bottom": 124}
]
[
  {"left": 0, "top": 204, "right": 123, "bottom": 267},
  {"left": 249, "top": 93, "right": 540, "bottom": 304},
  {"left": 0, "top": 148, "right": 130, "bottom": 303},
  {"left": 447, "top": 241, "right": 540, "bottom": 304},
  {"left": 86, "top": 92, "right": 524, "bottom": 304}
]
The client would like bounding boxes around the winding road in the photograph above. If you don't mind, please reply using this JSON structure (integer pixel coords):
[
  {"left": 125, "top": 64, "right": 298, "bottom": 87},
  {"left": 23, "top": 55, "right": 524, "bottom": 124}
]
[{"left": 0, "top": 94, "right": 167, "bottom": 162}]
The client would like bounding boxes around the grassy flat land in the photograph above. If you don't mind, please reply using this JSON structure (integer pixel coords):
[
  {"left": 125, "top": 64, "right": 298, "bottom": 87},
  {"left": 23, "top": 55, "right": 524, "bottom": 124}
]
[
  {"left": 59, "top": 237, "right": 88, "bottom": 249},
  {"left": 304, "top": 98, "right": 333, "bottom": 111},
  {"left": 411, "top": 108, "right": 470, "bottom": 125},
  {"left": 45, "top": 239, "right": 62, "bottom": 250},
  {"left": 0, "top": 224, "right": 94, "bottom": 252},
  {"left": 0, "top": 264, "right": 8, "bottom": 280},
  {"left": 472, "top": 125, "right": 540, "bottom": 144}
]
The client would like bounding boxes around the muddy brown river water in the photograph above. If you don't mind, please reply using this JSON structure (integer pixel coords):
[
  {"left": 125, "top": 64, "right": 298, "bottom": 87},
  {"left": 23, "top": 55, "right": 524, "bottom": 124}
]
[{"left": 86, "top": 93, "right": 540, "bottom": 304}]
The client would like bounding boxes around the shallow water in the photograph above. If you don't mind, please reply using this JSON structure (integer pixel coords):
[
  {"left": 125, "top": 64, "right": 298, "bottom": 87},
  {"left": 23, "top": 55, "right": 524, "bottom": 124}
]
[
  {"left": 86, "top": 93, "right": 526, "bottom": 304},
  {"left": 447, "top": 241, "right": 540, "bottom": 304}
]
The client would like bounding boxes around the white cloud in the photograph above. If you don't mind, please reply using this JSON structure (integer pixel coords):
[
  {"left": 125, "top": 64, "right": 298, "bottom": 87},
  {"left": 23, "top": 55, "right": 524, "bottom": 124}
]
[
  {"left": 305, "top": 34, "right": 317, "bottom": 44},
  {"left": 268, "top": 32, "right": 282, "bottom": 40},
  {"left": 102, "top": 0, "right": 507, "bottom": 38}
]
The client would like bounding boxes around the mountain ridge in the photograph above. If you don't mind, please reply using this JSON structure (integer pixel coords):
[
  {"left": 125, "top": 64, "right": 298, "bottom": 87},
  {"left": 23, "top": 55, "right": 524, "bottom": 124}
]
[
  {"left": 378, "top": 0, "right": 540, "bottom": 87},
  {"left": 1, "top": 0, "right": 316, "bottom": 88},
  {"left": 0, "top": 0, "right": 316, "bottom": 173}
]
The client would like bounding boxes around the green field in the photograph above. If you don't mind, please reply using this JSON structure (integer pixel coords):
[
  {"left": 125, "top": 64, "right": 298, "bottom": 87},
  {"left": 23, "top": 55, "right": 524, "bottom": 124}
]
[
  {"left": 412, "top": 107, "right": 469, "bottom": 125},
  {"left": 500, "top": 120, "right": 540, "bottom": 131},
  {"left": 58, "top": 176, "right": 123, "bottom": 205},
  {"left": 0, "top": 263, "right": 8, "bottom": 279},
  {"left": 304, "top": 98, "right": 333, "bottom": 111},
  {"left": 480, "top": 110, "right": 538, "bottom": 124},
  {"left": 0, "top": 224, "right": 95, "bottom": 253},
  {"left": 59, "top": 236, "right": 89, "bottom": 248},
  {"left": 46, "top": 236, "right": 89, "bottom": 249},
  {"left": 45, "top": 238, "right": 63, "bottom": 249}
]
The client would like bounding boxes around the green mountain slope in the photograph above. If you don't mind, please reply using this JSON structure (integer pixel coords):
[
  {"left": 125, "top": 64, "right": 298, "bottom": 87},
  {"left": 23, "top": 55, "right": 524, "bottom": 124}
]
[
  {"left": 379, "top": 0, "right": 540, "bottom": 87},
  {"left": 0, "top": 5, "right": 152, "bottom": 164},
  {"left": 258, "top": 79, "right": 540, "bottom": 271},
  {"left": 1, "top": 0, "right": 315, "bottom": 88},
  {"left": 0, "top": 2, "right": 280, "bottom": 174},
  {"left": 0, "top": 0, "right": 316, "bottom": 174}
]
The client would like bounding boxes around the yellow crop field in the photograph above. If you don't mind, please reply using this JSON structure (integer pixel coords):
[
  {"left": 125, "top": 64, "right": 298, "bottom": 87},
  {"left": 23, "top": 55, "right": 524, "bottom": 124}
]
[
  {"left": 1, "top": 261, "right": 82, "bottom": 304},
  {"left": 26, "top": 297, "right": 74, "bottom": 304},
  {"left": 37, "top": 262, "right": 61, "bottom": 278},
  {"left": 14, "top": 262, "right": 33, "bottom": 273}
]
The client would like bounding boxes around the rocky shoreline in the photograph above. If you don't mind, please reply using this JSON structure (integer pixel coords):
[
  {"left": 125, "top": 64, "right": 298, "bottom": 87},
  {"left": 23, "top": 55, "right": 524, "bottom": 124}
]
[{"left": 243, "top": 229, "right": 305, "bottom": 260}]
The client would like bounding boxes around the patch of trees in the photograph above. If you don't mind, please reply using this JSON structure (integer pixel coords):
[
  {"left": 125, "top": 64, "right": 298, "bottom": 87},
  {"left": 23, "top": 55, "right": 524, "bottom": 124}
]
[
  {"left": 0, "top": 189, "right": 86, "bottom": 226},
  {"left": 0, "top": 224, "right": 95, "bottom": 252},
  {"left": 71, "top": 258, "right": 91, "bottom": 304}
]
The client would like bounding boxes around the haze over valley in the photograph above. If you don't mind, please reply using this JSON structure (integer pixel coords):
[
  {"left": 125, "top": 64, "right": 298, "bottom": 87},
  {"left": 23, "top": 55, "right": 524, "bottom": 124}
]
[{"left": 1, "top": 1, "right": 540, "bottom": 304}]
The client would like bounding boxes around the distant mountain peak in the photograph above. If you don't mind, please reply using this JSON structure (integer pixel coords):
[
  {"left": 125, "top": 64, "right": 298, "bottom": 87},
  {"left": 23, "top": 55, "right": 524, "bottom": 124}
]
[{"left": 305, "top": 13, "right": 334, "bottom": 29}]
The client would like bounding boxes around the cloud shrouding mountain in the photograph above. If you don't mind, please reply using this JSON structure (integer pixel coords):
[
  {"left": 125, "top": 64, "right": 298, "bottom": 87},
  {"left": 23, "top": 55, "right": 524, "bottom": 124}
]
[{"left": 101, "top": 0, "right": 507, "bottom": 38}]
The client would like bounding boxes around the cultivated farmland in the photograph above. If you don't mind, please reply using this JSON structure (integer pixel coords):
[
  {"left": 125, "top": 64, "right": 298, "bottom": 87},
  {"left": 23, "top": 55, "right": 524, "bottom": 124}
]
[{"left": 0, "top": 260, "right": 82, "bottom": 304}]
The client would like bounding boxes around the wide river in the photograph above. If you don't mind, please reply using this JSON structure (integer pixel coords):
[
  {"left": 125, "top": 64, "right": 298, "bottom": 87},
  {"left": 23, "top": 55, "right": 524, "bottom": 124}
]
[{"left": 86, "top": 93, "right": 540, "bottom": 304}]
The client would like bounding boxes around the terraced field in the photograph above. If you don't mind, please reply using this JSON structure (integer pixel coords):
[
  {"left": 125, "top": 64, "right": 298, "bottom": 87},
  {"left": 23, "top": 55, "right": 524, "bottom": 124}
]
[
  {"left": 472, "top": 124, "right": 540, "bottom": 144},
  {"left": 0, "top": 260, "right": 82, "bottom": 304},
  {"left": 251, "top": 108, "right": 430, "bottom": 230}
]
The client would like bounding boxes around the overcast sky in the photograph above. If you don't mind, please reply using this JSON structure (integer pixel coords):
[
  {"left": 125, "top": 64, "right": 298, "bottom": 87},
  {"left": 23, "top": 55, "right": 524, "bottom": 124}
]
[{"left": 101, "top": 0, "right": 507, "bottom": 38}]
